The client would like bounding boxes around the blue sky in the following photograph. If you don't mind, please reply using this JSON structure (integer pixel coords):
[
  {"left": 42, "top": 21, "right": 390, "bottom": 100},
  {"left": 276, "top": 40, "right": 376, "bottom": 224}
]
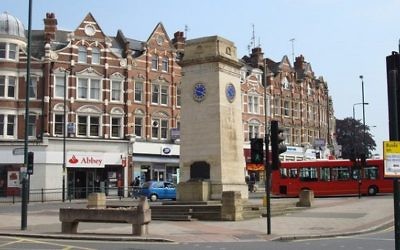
[{"left": 4, "top": 0, "right": 400, "bottom": 155}]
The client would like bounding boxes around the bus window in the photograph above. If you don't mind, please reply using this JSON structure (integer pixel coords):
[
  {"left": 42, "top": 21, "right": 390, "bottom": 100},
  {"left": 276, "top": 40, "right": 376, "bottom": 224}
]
[
  {"left": 331, "top": 167, "right": 350, "bottom": 181},
  {"left": 364, "top": 165, "right": 378, "bottom": 179},
  {"left": 320, "top": 167, "right": 331, "bottom": 181},
  {"left": 299, "top": 167, "right": 318, "bottom": 182},
  {"left": 280, "top": 168, "right": 288, "bottom": 179},
  {"left": 289, "top": 168, "right": 298, "bottom": 178}
]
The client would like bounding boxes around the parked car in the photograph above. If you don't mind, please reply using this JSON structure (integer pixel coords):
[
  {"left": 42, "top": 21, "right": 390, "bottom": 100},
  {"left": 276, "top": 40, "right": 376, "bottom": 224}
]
[{"left": 136, "top": 181, "right": 176, "bottom": 201}]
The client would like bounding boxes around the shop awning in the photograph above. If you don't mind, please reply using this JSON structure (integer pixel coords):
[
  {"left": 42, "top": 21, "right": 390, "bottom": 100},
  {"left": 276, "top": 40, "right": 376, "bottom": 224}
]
[
  {"left": 246, "top": 163, "right": 264, "bottom": 171},
  {"left": 133, "top": 155, "right": 179, "bottom": 164}
]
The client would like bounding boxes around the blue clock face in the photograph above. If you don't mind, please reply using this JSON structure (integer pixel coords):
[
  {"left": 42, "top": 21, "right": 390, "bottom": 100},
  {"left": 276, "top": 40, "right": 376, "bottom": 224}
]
[
  {"left": 226, "top": 83, "right": 236, "bottom": 102},
  {"left": 193, "top": 83, "right": 206, "bottom": 102}
]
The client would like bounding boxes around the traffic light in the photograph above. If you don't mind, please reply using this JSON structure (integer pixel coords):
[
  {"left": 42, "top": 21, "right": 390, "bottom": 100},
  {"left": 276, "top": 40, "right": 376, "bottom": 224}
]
[
  {"left": 27, "top": 151, "right": 34, "bottom": 175},
  {"left": 250, "top": 138, "right": 264, "bottom": 164},
  {"left": 271, "top": 120, "right": 287, "bottom": 170}
]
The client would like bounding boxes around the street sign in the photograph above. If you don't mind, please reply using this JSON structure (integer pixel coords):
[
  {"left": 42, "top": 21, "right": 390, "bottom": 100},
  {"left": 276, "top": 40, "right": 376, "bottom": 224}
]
[
  {"left": 12, "top": 147, "right": 24, "bottom": 155},
  {"left": 383, "top": 141, "right": 400, "bottom": 178}
]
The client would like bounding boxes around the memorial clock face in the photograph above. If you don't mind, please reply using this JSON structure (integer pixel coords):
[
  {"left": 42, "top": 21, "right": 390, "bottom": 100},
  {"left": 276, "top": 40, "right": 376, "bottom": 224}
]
[
  {"left": 193, "top": 83, "right": 206, "bottom": 102},
  {"left": 225, "top": 83, "right": 236, "bottom": 102}
]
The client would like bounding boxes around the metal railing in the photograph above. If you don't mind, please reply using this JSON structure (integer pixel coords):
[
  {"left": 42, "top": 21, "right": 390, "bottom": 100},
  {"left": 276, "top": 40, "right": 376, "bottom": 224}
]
[{"left": 0, "top": 186, "right": 136, "bottom": 204}]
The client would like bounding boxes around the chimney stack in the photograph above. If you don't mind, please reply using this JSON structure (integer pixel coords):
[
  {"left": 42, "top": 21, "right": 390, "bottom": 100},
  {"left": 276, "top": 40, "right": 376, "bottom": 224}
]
[{"left": 44, "top": 13, "right": 57, "bottom": 42}]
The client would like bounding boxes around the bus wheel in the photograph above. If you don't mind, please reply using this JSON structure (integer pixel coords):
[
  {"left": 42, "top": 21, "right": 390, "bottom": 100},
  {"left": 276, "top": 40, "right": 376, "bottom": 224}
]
[{"left": 367, "top": 186, "right": 378, "bottom": 196}]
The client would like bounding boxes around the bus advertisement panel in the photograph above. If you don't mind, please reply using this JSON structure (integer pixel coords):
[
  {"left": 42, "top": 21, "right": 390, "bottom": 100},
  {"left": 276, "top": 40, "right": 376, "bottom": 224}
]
[{"left": 271, "top": 159, "right": 393, "bottom": 197}]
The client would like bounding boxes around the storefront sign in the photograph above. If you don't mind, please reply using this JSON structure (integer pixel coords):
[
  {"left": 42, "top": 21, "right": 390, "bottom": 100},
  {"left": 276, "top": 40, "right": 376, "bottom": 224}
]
[{"left": 67, "top": 152, "right": 105, "bottom": 168}]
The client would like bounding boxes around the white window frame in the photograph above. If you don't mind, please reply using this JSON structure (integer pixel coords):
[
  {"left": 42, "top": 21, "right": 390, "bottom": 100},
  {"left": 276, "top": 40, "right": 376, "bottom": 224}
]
[
  {"left": 176, "top": 86, "right": 181, "bottom": 107},
  {"left": 77, "top": 114, "right": 101, "bottom": 137},
  {"left": 110, "top": 116, "right": 123, "bottom": 139},
  {"left": 0, "top": 75, "right": 16, "bottom": 99},
  {"left": 152, "top": 84, "right": 169, "bottom": 105},
  {"left": 248, "top": 121, "right": 260, "bottom": 140},
  {"left": 111, "top": 79, "right": 123, "bottom": 102},
  {"left": 162, "top": 57, "right": 169, "bottom": 72},
  {"left": 248, "top": 95, "right": 259, "bottom": 114},
  {"left": 151, "top": 118, "right": 169, "bottom": 140},
  {"left": 91, "top": 47, "right": 100, "bottom": 64},
  {"left": 28, "top": 113, "right": 36, "bottom": 137},
  {"left": 77, "top": 77, "right": 102, "bottom": 101},
  {"left": 134, "top": 116, "right": 143, "bottom": 138},
  {"left": 29, "top": 78, "right": 37, "bottom": 99},
  {"left": 78, "top": 46, "right": 87, "bottom": 63},
  {"left": 0, "top": 112, "right": 16, "bottom": 139},
  {"left": 151, "top": 55, "right": 159, "bottom": 71},
  {"left": 54, "top": 75, "right": 65, "bottom": 98},
  {"left": 134, "top": 81, "right": 143, "bottom": 103},
  {"left": 283, "top": 100, "right": 290, "bottom": 116},
  {"left": 54, "top": 113, "right": 65, "bottom": 136},
  {"left": 0, "top": 42, "right": 18, "bottom": 60}
]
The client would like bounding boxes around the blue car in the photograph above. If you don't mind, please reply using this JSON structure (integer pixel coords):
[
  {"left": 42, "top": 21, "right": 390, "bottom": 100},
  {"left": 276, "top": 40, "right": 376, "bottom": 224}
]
[{"left": 137, "top": 181, "right": 176, "bottom": 201}]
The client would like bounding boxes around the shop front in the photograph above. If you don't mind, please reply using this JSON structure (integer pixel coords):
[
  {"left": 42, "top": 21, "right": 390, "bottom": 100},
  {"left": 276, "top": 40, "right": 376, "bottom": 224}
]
[
  {"left": 0, "top": 164, "right": 22, "bottom": 197},
  {"left": 131, "top": 142, "right": 180, "bottom": 185},
  {"left": 66, "top": 151, "right": 125, "bottom": 199}
]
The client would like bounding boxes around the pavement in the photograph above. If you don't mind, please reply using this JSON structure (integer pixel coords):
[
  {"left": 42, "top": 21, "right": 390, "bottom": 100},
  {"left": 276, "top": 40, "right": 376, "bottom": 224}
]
[{"left": 0, "top": 194, "right": 394, "bottom": 243}]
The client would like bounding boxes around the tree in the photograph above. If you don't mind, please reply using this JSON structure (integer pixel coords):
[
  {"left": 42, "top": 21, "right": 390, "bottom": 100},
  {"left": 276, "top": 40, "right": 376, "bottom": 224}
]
[{"left": 335, "top": 117, "right": 376, "bottom": 159}]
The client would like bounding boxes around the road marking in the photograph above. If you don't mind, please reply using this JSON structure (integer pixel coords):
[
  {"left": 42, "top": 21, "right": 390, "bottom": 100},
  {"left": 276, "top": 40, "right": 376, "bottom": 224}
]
[
  {"left": 1, "top": 236, "right": 95, "bottom": 250},
  {"left": 0, "top": 238, "right": 24, "bottom": 248}
]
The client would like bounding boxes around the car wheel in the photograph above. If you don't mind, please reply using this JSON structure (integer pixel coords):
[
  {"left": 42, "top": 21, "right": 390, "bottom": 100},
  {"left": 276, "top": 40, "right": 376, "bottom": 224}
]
[{"left": 150, "top": 194, "right": 158, "bottom": 202}]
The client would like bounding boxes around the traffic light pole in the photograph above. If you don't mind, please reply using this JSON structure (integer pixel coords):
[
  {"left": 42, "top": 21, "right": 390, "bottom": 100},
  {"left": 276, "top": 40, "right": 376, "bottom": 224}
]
[{"left": 265, "top": 132, "right": 271, "bottom": 235}]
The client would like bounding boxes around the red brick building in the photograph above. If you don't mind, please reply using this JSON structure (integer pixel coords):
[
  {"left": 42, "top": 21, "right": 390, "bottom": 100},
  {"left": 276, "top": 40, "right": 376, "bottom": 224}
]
[{"left": 0, "top": 12, "right": 334, "bottom": 197}]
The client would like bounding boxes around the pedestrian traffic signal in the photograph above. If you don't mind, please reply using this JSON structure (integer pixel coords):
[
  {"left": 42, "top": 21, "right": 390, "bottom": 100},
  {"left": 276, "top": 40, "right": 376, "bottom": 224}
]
[
  {"left": 250, "top": 138, "right": 264, "bottom": 164},
  {"left": 27, "top": 151, "right": 34, "bottom": 175},
  {"left": 271, "top": 120, "right": 287, "bottom": 170}
]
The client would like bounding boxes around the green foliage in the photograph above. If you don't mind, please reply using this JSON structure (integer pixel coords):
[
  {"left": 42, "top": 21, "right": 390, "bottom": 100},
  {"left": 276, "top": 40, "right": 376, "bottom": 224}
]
[{"left": 335, "top": 117, "right": 376, "bottom": 159}]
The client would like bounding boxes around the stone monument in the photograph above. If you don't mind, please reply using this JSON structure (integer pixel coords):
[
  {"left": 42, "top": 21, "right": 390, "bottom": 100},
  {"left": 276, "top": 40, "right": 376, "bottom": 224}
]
[{"left": 178, "top": 36, "right": 248, "bottom": 200}]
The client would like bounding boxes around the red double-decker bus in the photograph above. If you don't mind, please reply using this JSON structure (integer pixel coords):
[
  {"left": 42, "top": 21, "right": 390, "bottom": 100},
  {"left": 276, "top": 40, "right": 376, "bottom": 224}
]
[{"left": 271, "top": 159, "right": 393, "bottom": 197}]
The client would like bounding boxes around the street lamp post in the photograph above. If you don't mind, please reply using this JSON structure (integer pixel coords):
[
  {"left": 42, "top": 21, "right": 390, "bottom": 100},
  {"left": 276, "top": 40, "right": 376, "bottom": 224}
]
[
  {"left": 353, "top": 102, "right": 369, "bottom": 199},
  {"left": 21, "top": 0, "right": 33, "bottom": 231},
  {"left": 360, "top": 75, "right": 367, "bottom": 158}
]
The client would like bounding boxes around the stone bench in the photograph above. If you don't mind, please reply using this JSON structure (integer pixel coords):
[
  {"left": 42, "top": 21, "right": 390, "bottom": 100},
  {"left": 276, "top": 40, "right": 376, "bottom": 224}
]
[{"left": 59, "top": 197, "right": 151, "bottom": 236}]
